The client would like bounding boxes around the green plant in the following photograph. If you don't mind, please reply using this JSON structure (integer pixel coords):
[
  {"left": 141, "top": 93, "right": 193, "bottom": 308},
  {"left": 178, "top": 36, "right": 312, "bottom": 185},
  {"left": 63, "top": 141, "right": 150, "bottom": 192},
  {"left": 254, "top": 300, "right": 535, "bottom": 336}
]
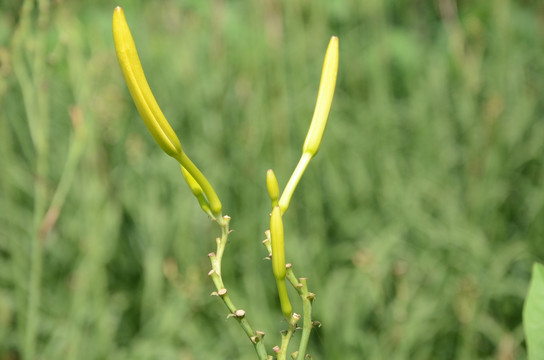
[
  {"left": 523, "top": 263, "right": 544, "bottom": 360},
  {"left": 112, "top": 6, "right": 338, "bottom": 359}
]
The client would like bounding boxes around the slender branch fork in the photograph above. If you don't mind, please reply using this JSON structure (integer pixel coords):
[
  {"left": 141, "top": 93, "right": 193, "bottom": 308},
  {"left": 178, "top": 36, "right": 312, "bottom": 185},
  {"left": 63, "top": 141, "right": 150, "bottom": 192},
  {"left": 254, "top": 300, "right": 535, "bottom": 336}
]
[{"left": 206, "top": 215, "right": 317, "bottom": 360}]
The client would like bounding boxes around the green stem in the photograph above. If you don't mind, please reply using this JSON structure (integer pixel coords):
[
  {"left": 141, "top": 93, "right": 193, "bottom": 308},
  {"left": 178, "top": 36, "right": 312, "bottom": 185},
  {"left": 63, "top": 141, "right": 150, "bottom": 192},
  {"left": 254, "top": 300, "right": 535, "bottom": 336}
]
[
  {"left": 297, "top": 279, "right": 312, "bottom": 359},
  {"left": 279, "top": 314, "right": 299, "bottom": 360},
  {"left": 278, "top": 153, "right": 312, "bottom": 214},
  {"left": 285, "top": 268, "right": 314, "bottom": 360},
  {"left": 208, "top": 216, "right": 269, "bottom": 360},
  {"left": 39, "top": 123, "right": 86, "bottom": 237}
]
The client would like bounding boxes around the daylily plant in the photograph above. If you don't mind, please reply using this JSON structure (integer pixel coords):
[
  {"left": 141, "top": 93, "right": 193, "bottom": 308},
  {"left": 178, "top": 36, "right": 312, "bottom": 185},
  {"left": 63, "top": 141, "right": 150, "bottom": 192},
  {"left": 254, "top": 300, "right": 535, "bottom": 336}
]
[{"left": 112, "top": 6, "right": 338, "bottom": 359}]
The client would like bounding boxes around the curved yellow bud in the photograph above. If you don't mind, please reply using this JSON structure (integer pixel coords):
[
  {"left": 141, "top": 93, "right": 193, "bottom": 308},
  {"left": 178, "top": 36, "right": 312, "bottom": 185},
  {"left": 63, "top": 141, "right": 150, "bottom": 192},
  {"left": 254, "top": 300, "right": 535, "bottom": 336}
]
[
  {"left": 302, "top": 36, "right": 339, "bottom": 156},
  {"left": 113, "top": 7, "right": 182, "bottom": 158},
  {"left": 278, "top": 36, "right": 339, "bottom": 214},
  {"left": 266, "top": 169, "right": 280, "bottom": 207},
  {"left": 113, "top": 7, "right": 222, "bottom": 218}
]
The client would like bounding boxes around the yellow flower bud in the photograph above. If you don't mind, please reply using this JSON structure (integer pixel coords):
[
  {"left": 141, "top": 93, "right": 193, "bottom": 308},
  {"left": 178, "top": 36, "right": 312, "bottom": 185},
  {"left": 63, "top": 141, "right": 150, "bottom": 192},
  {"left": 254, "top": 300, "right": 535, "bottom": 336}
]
[
  {"left": 266, "top": 169, "right": 280, "bottom": 207},
  {"left": 270, "top": 205, "right": 292, "bottom": 318},
  {"left": 113, "top": 7, "right": 182, "bottom": 158},
  {"left": 278, "top": 36, "right": 339, "bottom": 214},
  {"left": 302, "top": 36, "right": 339, "bottom": 157},
  {"left": 113, "top": 7, "right": 223, "bottom": 218},
  {"left": 270, "top": 206, "right": 286, "bottom": 280}
]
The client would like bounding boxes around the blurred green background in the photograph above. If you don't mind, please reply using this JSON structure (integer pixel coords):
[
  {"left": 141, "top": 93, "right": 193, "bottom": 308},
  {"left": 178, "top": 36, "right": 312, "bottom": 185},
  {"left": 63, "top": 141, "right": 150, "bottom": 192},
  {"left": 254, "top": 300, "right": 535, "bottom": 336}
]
[{"left": 1, "top": 0, "right": 544, "bottom": 359}]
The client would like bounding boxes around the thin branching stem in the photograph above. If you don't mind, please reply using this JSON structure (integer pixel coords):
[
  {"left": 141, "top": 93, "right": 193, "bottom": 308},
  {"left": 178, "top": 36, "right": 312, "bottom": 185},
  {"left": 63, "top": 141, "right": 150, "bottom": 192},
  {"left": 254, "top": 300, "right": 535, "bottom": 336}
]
[
  {"left": 208, "top": 216, "right": 269, "bottom": 360},
  {"left": 286, "top": 268, "right": 314, "bottom": 360},
  {"left": 297, "top": 279, "right": 313, "bottom": 359},
  {"left": 279, "top": 313, "right": 299, "bottom": 360}
]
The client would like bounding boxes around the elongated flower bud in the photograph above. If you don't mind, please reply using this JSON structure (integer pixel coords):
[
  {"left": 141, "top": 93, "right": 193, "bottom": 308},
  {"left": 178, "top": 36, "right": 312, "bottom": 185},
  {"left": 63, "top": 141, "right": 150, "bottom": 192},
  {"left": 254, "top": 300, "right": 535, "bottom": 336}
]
[
  {"left": 266, "top": 169, "right": 280, "bottom": 207},
  {"left": 270, "top": 205, "right": 292, "bottom": 318},
  {"left": 278, "top": 36, "right": 339, "bottom": 214},
  {"left": 302, "top": 36, "right": 339, "bottom": 157},
  {"left": 270, "top": 206, "right": 286, "bottom": 280},
  {"left": 113, "top": 7, "right": 222, "bottom": 218},
  {"left": 113, "top": 7, "right": 182, "bottom": 158}
]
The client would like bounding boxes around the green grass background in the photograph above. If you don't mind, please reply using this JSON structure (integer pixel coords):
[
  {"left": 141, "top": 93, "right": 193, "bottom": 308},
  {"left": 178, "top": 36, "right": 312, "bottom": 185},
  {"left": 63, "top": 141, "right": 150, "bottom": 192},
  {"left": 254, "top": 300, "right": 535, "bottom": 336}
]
[{"left": 1, "top": 0, "right": 544, "bottom": 359}]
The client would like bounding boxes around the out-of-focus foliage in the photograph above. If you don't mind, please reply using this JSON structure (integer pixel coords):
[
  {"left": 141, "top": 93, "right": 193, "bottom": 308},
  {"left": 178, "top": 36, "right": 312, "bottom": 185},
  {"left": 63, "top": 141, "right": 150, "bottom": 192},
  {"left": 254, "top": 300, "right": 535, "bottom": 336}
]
[
  {"left": 1, "top": 0, "right": 543, "bottom": 359},
  {"left": 524, "top": 263, "right": 544, "bottom": 360}
]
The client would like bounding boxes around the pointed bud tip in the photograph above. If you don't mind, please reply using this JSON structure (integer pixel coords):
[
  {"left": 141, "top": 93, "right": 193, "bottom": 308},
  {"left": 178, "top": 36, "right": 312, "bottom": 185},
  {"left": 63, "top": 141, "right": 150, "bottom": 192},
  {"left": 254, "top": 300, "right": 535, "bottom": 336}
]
[
  {"left": 266, "top": 169, "right": 280, "bottom": 204},
  {"left": 302, "top": 35, "right": 339, "bottom": 156}
]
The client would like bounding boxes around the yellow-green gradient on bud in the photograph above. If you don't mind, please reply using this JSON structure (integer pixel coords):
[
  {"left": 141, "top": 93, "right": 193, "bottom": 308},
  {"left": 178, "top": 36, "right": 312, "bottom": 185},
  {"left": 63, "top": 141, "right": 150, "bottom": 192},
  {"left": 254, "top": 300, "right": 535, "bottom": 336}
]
[
  {"left": 113, "top": 7, "right": 182, "bottom": 158},
  {"left": 266, "top": 169, "right": 279, "bottom": 207},
  {"left": 178, "top": 151, "right": 222, "bottom": 217},
  {"left": 302, "top": 36, "right": 339, "bottom": 156},
  {"left": 181, "top": 165, "right": 212, "bottom": 216}
]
